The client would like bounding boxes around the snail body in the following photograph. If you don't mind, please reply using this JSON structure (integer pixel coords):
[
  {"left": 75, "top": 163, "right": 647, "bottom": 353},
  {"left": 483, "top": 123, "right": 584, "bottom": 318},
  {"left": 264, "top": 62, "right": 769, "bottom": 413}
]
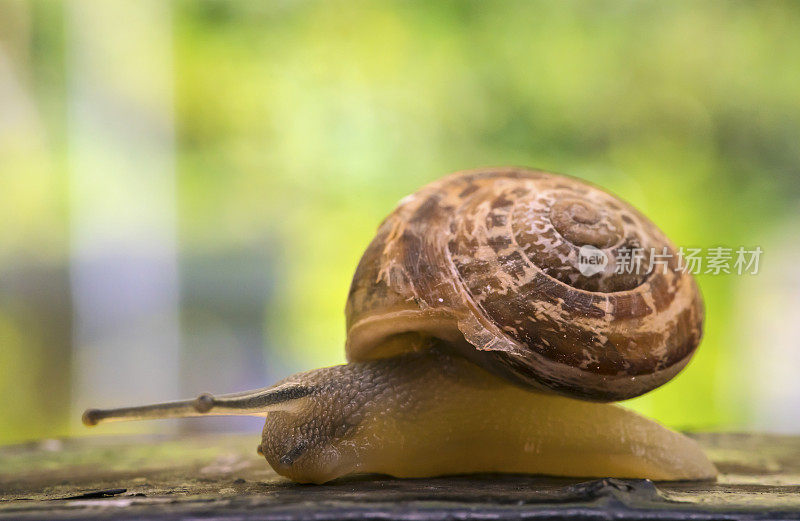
[{"left": 83, "top": 167, "right": 715, "bottom": 484}]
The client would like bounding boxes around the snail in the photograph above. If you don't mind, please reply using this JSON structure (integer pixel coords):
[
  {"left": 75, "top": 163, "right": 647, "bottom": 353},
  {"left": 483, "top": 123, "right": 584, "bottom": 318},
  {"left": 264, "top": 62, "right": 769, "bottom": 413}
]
[{"left": 83, "top": 167, "right": 716, "bottom": 484}]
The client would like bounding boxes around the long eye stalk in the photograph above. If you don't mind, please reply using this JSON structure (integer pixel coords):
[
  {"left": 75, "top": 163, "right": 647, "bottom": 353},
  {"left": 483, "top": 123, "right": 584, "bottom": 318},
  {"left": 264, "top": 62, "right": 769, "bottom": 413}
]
[{"left": 82, "top": 384, "right": 313, "bottom": 426}]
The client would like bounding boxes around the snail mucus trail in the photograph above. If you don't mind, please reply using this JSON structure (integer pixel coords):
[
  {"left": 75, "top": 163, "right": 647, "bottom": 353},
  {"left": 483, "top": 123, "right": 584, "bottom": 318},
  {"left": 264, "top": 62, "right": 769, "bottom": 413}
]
[{"left": 83, "top": 167, "right": 716, "bottom": 484}]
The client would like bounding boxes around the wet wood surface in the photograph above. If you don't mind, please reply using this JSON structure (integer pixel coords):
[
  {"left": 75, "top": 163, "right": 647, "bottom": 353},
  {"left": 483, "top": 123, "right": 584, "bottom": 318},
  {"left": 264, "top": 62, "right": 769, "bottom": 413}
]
[{"left": 1, "top": 432, "right": 799, "bottom": 520}]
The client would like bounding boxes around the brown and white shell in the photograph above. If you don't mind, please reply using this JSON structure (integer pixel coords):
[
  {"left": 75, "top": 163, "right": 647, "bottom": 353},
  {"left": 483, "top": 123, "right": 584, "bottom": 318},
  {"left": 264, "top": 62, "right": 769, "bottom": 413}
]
[{"left": 345, "top": 167, "right": 703, "bottom": 401}]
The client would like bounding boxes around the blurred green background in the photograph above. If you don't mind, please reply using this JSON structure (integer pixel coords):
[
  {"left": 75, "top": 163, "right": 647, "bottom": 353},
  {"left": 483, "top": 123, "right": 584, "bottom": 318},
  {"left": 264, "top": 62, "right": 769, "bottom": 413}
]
[{"left": 1, "top": 0, "right": 799, "bottom": 445}]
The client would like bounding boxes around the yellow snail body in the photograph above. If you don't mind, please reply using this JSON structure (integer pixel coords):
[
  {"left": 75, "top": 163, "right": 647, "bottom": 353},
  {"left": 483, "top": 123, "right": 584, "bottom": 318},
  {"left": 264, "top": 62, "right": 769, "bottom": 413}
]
[{"left": 83, "top": 167, "right": 716, "bottom": 484}]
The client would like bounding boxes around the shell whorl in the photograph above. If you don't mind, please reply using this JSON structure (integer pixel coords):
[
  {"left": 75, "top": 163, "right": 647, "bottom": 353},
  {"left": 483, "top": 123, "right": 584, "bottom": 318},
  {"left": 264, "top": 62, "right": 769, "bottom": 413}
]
[{"left": 345, "top": 167, "right": 703, "bottom": 401}]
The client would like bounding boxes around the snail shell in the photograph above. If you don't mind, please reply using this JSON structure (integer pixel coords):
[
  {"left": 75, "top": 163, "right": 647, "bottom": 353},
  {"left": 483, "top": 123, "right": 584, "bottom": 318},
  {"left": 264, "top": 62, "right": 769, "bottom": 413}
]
[{"left": 346, "top": 167, "right": 703, "bottom": 401}]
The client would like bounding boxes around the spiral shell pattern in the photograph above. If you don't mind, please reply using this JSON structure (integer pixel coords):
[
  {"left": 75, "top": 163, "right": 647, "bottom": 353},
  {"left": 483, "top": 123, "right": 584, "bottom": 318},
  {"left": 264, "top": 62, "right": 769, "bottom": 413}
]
[{"left": 346, "top": 167, "right": 703, "bottom": 401}]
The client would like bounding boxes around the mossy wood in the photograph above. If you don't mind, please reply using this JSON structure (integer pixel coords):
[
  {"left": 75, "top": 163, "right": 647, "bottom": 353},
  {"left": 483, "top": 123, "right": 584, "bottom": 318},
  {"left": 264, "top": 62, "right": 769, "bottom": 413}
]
[{"left": 1, "top": 433, "right": 799, "bottom": 520}]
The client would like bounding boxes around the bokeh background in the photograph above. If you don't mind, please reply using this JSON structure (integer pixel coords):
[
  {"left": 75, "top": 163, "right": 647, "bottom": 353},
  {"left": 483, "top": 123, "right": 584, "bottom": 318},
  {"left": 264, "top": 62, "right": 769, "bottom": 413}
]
[{"left": 1, "top": 0, "right": 799, "bottom": 445}]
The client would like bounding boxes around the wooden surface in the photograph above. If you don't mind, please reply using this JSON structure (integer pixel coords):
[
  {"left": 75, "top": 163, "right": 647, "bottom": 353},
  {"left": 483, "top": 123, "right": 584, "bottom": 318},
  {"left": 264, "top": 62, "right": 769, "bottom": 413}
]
[{"left": 1, "top": 432, "right": 799, "bottom": 520}]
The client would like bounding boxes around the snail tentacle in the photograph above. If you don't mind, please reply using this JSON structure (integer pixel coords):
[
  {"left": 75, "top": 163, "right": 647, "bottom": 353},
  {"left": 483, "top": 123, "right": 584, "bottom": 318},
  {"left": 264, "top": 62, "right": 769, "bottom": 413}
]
[{"left": 82, "top": 383, "right": 314, "bottom": 426}]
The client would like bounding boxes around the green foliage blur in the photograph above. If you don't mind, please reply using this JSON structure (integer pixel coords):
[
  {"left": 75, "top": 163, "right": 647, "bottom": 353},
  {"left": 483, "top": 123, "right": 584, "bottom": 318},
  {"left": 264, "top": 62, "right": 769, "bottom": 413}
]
[{"left": 1, "top": 0, "right": 799, "bottom": 444}]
